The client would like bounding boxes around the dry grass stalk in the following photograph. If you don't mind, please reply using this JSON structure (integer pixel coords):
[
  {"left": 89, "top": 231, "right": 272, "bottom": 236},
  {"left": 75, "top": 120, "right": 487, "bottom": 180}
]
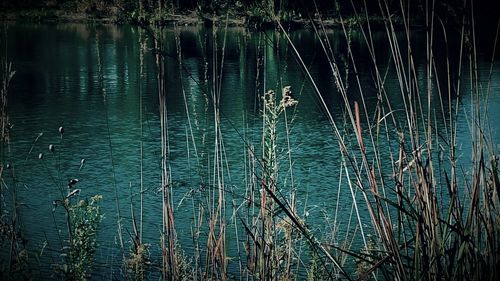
[{"left": 154, "top": 27, "right": 178, "bottom": 280}]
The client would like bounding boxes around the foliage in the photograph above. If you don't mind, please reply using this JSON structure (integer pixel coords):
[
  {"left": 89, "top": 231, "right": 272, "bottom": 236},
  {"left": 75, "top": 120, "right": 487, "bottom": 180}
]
[
  {"left": 125, "top": 243, "right": 149, "bottom": 281},
  {"left": 67, "top": 195, "right": 103, "bottom": 281},
  {"left": 1, "top": 0, "right": 480, "bottom": 29},
  {"left": 53, "top": 194, "right": 103, "bottom": 281}
]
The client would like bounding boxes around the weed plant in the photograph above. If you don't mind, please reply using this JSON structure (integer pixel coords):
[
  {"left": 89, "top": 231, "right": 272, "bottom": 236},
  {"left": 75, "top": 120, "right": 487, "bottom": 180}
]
[{"left": 46, "top": 130, "right": 103, "bottom": 281}]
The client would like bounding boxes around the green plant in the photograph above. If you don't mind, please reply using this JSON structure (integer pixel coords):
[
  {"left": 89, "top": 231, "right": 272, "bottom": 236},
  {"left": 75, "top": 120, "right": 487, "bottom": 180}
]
[
  {"left": 51, "top": 188, "right": 103, "bottom": 281},
  {"left": 67, "top": 195, "right": 103, "bottom": 281},
  {"left": 241, "top": 87, "right": 302, "bottom": 280},
  {"left": 40, "top": 125, "right": 103, "bottom": 280},
  {"left": 125, "top": 243, "right": 149, "bottom": 281}
]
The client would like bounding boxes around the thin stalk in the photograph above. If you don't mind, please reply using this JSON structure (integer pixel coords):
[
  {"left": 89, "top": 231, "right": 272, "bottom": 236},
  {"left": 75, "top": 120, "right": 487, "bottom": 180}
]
[
  {"left": 139, "top": 27, "right": 145, "bottom": 245},
  {"left": 96, "top": 30, "right": 125, "bottom": 254},
  {"left": 155, "top": 26, "right": 178, "bottom": 280}
]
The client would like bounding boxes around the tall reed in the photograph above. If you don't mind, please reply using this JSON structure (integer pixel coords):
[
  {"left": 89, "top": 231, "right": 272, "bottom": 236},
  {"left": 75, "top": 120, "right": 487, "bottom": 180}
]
[
  {"left": 125, "top": 27, "right": 150, "bottom": 281},
  {"left": 0, "top": 31, "right": 34, "bottom": 280},
  {"left": 272, "top": 0, "right": 500, "bottom": 280},
  {"left": 154, "top": 25, "right": 179, "bottom": 281},
  {"left": 94, "top": 27, "right": 126, "bottom": 265}
]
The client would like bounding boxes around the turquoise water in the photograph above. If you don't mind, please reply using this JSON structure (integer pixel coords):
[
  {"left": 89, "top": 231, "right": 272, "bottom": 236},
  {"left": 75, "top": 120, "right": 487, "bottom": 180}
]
[{"left": 1, "top": 23, "right": 499, "bottom": 279}]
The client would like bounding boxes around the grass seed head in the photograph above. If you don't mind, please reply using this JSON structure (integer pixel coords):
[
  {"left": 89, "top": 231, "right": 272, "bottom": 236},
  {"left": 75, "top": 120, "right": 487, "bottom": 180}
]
[{"left": 281, "top": 86, "right": 298, "bottom": 108}]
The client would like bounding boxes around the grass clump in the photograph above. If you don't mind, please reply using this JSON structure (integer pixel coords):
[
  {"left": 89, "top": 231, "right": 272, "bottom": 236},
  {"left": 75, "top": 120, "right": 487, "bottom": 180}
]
[{"left": 125, "top": 243, "right": 149, "bottom": 281}]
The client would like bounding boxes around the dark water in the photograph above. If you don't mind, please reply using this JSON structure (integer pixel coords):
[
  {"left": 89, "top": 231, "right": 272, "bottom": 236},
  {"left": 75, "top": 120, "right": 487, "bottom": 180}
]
[{"left": 1, "top": 23, "right": 500, "bottom": 279}]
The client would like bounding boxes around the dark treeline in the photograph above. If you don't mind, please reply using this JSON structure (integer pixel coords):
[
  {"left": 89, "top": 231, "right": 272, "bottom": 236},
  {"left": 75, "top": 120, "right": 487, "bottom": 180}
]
[
  {"left": 0, "top": 0, "right": 497, "bottom": 40},
  {"left": 0, "top": 0, "right": 472, "bottom": 18}
]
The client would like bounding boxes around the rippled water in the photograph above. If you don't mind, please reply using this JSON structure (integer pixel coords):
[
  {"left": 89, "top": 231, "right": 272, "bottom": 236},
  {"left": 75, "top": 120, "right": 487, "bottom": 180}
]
[{"left": 2, "top": 23, "right": 500, "bottom": 278}]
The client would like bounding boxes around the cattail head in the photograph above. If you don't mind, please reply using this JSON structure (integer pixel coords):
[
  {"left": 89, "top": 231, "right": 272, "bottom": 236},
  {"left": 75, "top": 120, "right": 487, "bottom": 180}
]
[
  {"left": 38, "top": 153, "right": 43, "bottom": 160},
  {"left": 66, "top": 188, "right": 81, "bottom": 199},
  {"left": 49, "top": 144, "right": 55, "bottom": 153},
  {"left": 79, "top": 159, "right": 86, "bottom": 171},
  {"left": 59, "top": 126, "right": 64, "bottom": 135},
  {"left": 68, "top": 178, "right": 79, "bottom": 186}
]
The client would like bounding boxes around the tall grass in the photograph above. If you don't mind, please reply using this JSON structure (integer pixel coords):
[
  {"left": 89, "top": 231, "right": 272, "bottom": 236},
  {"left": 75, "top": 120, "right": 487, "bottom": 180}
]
[
  {"left": 125, "top": 27, "right": 150, "bottom": 281},
  {"left": 154, "top": 25, "right": 180, "bottom": 281},
  {"left": 270, "top": 0, "right": 500, "bottom": 280},
  {"left": 145, "top": 2, "right": 499, "bottom": 278},
  {"left": 2, "top": 0, "right": 499, "bottom": 279},
  {"left": 0, "top": 34, "right": 23, "bottom": 280}
]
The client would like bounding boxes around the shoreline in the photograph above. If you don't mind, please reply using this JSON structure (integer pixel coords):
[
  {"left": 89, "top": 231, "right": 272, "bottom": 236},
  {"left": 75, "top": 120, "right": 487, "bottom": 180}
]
[{"left": 0, "top": 8, "right": 406, "bottom": 30}]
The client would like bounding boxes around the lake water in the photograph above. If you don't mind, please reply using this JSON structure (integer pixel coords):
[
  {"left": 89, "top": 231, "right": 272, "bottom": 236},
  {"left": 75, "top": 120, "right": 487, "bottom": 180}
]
[{"left": 1, "top": 23, "right": 499, "bottom": 279}]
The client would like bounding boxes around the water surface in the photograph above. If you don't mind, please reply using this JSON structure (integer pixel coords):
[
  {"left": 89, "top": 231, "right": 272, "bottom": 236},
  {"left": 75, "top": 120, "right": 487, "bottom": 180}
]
[{"left": 2, "top": 23, "right": 500, "bottom": 278}]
